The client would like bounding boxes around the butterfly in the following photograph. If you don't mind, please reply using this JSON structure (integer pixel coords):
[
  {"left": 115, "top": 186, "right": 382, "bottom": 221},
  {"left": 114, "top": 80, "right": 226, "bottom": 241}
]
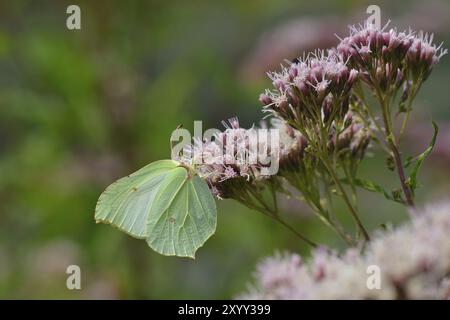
[{"left": 95, "top": 160, "right": 217, "bottom": 258}]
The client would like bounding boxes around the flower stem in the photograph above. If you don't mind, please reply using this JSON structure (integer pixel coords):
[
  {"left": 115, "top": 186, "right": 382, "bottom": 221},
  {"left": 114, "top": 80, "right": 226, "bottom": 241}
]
[
  {"left": 272, "top": 215, "right": 318, "bottom": 248},
  {"left": 241, "top": 191, "right": 318, "bottom": 248},
  {"left": 316, "top": 116, "right": 370, "bottom": 242},
  {"left": 285, "top": 170, "right": 354, "bottom": 245},
  {"left": 376, "top": 89, "right": 415, "bottom": 207},
  {"left": 322, "top": 158, "right": 370, "bottom": 241},
  {"left": 389, "top": 140, "right": 415, "bottom": 207}
]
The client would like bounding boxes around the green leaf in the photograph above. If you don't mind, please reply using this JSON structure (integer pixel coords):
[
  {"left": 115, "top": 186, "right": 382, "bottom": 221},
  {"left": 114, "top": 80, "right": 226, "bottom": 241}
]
[
  {"left": 403, "top": 155, "right": 415, "bottom": 169},
  {"left": 95, "top": 160, "right": 217, "bottom": 258},
  {"left": 385, "top": 154, "right": 395, "bottom": 171},
  {"left": 340, "top": 177, "right": 404, "bottom": 204},
  {"left": 407, "top": 121, "right": 439, "bottom": 196}
]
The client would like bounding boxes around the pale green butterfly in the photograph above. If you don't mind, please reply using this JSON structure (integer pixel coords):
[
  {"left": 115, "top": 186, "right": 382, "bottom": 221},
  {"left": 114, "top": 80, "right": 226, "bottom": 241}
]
[{"left": 95, "top": 160, "right": 217, "bottom": 258}]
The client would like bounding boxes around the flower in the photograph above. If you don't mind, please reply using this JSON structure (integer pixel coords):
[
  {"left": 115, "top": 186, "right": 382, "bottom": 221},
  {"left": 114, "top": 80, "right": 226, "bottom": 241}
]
[
  {"left": 260, "top": 51, "right": 359, "bottom": 129},
  {"left": 336, "top": 20, "right": 447, "bottom": 87},
  {"left": 181, "top": 118, "right": 278, "bottom": 202},
  {"left": 256, "top": 252, "right": 302, "bottom": 294},
  {"left": 239, "top": 201, "right": 450, "bottom": 299},
  {"left": 407, "top": 31, "right": 448, "bottom": 79}
]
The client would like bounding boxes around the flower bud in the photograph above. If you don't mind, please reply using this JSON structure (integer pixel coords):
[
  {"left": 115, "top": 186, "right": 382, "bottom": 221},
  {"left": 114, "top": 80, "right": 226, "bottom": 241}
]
[{"left": 259, "top": 93, "right": 273, "bottom": 105}]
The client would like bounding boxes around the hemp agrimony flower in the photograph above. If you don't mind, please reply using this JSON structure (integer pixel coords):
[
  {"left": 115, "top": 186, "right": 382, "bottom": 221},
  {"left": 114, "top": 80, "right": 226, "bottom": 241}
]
[
  {"left": 181, "top": 118, "right": 276, "bottom": 200},
  {"left": 260, "top": 51, "right": 359, "bottom": 132},
  {"left": 255, "top": 19, "right": 445, "bottom": 243},
  {"left": 336, "top": 20, "right": 446, "bottom": 207},
  {"left": 337, "top": 21, "right": 447, "bottom": 86},
  {"left": 260, "top": 50, "right": 372, "bottom": 242},
  {"left": 240, "top": 202, "right": 450, "bottom": 300}
]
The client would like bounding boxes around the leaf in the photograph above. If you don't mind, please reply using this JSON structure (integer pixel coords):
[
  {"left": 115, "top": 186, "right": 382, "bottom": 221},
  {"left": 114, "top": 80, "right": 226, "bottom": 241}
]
[
  {"left": 403, "top": 155, "right": 415, "bottom": 169},
  {"left": 385, "top": 154, "right": 395, "bottom": 171},
  {"left": 407, "top": 121, "right": 439, "bottom": 196},
  {"left": 391, "top": 188, "right": 404, "bottom": 204},
  {"left": 95, "top": 160, "right": 217, "bottom": 258},
  {"left": 340, "top": 177, "right": 404, "bottom": 204}
]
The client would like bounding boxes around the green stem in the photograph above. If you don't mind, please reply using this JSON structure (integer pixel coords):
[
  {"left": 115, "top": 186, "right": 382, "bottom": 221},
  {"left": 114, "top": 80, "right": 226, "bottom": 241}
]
[
  {"left": 271, "top": 214, "right": 318, "bottom": 248},
  {"left": 316, "top": 114, "right": 370, "bottom": 242},
  {"left": 375, "top": 88, "right": 415, "bottom": 208},
  {"left": 354, "top": 89, "right": 391, "bottom": 154},
  {"left": 284, "top": 169, "right": 354, "bottom": 245},
  {"left": 322, "top": 157, "right": 370, "bottom": 241},
  {"left": 398, "top": 108, "right": 411, "bottom": 143},
  {"left": 301, "top": 189, "right": 354, "bottom": 246},
  {"left": 398, "top": 81, "right": 421, "bottom": 143},
  {"left": 241, "top": 191, "right": 318, "bottom": 248}
]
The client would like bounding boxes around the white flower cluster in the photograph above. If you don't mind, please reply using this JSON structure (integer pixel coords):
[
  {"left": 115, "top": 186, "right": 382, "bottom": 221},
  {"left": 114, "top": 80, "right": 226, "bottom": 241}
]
[{"left": 240, "top": 202, "right": 450, "bottom": 299}]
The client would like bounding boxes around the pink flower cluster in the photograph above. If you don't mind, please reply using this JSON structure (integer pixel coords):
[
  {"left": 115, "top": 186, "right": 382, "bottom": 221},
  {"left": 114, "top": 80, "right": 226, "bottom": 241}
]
[
  {"left": 182, "top": 118, "right": 275, "bottom": 200},
  {"left": 337, "top": 21, "right": 447, "bottom": 86},
  {"left": 259, "top": 51, "right": 358, "bottom": 126},
  {"left": 260, "top": 20, "right": 447, "bottom": 126},
  {"left": 240, "top": 202, "right": 450, "bottom": 300}
]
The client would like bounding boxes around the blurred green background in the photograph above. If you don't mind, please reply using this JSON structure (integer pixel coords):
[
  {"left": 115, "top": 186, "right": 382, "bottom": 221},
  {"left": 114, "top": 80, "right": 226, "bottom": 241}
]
[{"left": 0, "top": 0, "right": 449, "bottom": 299}]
